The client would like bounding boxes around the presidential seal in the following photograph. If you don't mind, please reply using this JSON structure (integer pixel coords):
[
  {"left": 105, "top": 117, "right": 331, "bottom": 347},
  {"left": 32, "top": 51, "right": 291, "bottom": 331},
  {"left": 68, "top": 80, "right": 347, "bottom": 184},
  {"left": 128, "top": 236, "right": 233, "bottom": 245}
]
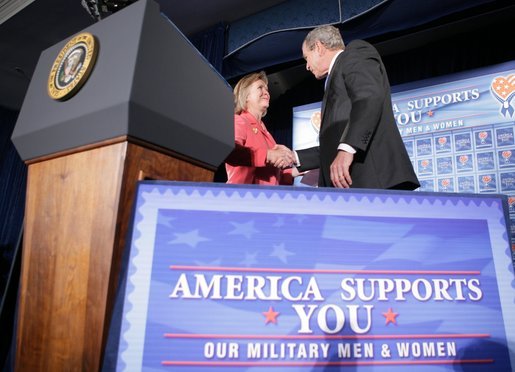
[{"left": 48, "top": 32, "right": 98, "bottom": 101}]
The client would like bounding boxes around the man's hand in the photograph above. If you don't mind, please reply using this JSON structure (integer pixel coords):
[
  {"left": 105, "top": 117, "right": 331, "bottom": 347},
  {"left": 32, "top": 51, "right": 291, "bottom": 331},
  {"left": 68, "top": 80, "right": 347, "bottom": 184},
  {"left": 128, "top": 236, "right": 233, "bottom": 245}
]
[
  {"left": 291, "top": 167, "right": 307, "bottom": 177},
  {"left": 330, "top": 150, "right": 354, "bottom": 188},
  {"left": 266, "top": 145, "right": 294, "bottom": 169}
]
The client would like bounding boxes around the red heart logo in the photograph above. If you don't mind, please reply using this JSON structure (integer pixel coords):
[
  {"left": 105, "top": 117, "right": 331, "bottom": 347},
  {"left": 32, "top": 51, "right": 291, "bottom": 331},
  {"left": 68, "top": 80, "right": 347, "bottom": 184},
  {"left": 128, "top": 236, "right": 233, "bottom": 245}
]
[{"left": 491, "top": 74, "right": 515, "bottom": 101}]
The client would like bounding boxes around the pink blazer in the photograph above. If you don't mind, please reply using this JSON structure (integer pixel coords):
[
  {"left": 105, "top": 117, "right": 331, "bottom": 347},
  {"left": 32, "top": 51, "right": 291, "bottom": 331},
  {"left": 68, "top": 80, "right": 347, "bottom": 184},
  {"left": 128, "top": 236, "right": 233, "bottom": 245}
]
[{"left": 225, "top": 111, "right": 292, "bottom": 185}]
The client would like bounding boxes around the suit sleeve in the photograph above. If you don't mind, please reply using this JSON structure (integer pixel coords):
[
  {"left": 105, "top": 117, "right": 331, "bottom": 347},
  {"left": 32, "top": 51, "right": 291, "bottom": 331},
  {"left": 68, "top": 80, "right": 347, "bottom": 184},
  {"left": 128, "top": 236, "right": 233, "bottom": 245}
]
[
  {"left": 339, "top": 55, "right": 385, "bottom": 153},
  {"left": 296, "top": 146, "right": 320, "bottom": 172},
  {"left": 224, "top": 115, "right": 268, "bottom": 167}
]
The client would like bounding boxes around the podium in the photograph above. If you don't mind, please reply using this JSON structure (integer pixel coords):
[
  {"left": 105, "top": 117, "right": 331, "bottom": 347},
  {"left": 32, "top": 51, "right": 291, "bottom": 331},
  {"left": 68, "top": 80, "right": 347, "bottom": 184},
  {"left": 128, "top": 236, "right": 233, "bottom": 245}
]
[{"left": 10, "top": 0, "right": 233, "bottom": 370}]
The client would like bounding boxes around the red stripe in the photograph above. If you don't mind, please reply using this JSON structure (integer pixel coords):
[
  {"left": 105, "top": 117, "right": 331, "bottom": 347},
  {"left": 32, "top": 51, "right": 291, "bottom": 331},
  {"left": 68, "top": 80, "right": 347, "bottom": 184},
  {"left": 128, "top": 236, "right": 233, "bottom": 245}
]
[
  {"left": 163, "top": 333, "right": 490, "bottom": 340},
  {"left": 170, "top": 265, "right": 480, "bottom": 275}
]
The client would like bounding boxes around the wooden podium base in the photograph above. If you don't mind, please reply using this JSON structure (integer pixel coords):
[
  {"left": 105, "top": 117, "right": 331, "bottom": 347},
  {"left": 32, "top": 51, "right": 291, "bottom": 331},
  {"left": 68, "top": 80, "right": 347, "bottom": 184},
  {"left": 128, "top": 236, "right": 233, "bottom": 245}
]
[{"left": 16, "top": 139, "right": 214, "bottom": 371}]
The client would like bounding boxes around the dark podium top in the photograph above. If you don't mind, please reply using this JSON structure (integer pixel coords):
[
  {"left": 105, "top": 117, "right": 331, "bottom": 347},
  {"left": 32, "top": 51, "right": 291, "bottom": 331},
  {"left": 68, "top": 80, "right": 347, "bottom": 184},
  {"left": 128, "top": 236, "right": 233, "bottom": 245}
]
[{"left": 12, "top": 0, "right": 234, "bottom": 167}]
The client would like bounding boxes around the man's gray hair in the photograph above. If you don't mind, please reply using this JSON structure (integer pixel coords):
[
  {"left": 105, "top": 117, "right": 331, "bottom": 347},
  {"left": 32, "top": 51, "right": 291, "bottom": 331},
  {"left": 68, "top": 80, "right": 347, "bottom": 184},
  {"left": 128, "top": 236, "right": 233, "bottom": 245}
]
[{"left": 304, "top": 25, "right": 344, "bottom": 51}]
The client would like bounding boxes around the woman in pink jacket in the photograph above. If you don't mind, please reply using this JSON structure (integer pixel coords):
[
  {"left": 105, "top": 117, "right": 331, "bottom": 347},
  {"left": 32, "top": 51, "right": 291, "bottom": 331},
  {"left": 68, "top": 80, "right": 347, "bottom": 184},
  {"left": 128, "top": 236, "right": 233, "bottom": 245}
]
[{"left": 225, "top": 71, "right": 297, "bottom": 185}]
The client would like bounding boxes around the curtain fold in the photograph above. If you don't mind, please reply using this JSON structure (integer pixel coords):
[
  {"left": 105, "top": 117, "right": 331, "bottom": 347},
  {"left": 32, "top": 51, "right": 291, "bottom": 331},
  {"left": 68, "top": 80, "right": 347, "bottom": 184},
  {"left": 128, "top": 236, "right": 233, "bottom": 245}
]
[
  {"left": 0, "top": 108, "right": 26, "bottom": 309},
  {"left": 0, "top": 107, "right": 26, "bottom": 371},
  {"left": 190, "top": 22, "right": 227, "bottom": 74}
]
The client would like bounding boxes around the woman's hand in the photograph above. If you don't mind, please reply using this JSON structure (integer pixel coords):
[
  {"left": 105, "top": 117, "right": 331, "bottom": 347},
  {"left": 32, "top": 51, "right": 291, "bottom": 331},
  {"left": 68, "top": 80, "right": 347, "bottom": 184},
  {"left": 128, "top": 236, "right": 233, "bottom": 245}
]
[{"left": 266, "top": 145, "right": 294, "bottom": 169}]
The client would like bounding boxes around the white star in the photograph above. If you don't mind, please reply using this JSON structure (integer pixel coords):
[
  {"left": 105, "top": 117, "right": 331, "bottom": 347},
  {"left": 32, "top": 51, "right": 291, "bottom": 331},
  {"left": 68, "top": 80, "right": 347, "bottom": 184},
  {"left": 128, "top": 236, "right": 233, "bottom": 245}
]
[
  {"left": 228, "top": 221, "right": 259, "bottom": 239},
  {"left": 272, "top": 216, "right": 286, "bottom": 227},
  {"left": 168, "top": 229, "right": 209, "bottom": 248},
  {"left": 293, "top": 215, "right": 307, "bottom": 224},
  {"left": 240, "top": 251, "right": 258, "bottom": 267},
  {"left": 157, "top": 213, "right": 176, "bottom": 227},
  {"left": 194, "top": 258, "right": 222, "bottom": 267},
  {"left": 270, "top": 243, "right": 294, "bottom": 263}
]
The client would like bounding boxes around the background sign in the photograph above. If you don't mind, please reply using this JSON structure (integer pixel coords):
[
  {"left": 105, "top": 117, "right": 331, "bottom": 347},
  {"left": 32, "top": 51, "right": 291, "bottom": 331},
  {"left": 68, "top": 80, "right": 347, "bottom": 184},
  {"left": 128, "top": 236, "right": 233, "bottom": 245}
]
[{"left": 115, "top": 182, "right": 515, "bottom": 371}]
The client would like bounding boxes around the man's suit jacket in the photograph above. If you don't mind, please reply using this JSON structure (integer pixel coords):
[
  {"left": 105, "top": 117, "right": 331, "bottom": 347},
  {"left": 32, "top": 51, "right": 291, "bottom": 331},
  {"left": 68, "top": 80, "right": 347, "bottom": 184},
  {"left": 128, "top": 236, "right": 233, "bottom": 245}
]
[
  {"left": 225, "top": 111, "right": 292, "bottom": 185},
  {"left": 297, "top": 40, "right": 420, "bottom": 190}
]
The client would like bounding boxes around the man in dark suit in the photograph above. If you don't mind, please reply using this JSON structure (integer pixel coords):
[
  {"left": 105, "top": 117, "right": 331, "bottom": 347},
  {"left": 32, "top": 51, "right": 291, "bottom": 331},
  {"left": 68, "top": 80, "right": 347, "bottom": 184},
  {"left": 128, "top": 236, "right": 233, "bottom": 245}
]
[{"left": 296, "top": 25, "right": 420, "bottom": 190}]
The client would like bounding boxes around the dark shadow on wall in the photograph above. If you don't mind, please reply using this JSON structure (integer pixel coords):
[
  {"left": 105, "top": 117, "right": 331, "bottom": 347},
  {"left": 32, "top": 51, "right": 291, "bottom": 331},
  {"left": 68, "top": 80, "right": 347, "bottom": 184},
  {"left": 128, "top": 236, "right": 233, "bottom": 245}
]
[{"left": 453, "top": 338, "right": 514, "bottom": 372}]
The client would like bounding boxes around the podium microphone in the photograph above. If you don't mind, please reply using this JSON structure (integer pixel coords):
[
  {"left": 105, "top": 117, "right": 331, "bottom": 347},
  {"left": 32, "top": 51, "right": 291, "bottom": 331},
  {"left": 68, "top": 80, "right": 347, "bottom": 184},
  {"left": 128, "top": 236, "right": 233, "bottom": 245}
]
[{"left": 81, "top": 0, "right": 137, "bottom": 21}]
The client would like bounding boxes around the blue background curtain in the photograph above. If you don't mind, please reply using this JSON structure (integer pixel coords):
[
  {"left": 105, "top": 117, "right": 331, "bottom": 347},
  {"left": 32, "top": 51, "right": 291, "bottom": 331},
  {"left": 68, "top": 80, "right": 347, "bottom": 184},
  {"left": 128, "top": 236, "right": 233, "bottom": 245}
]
[
  {"left": 190, "top": 22, "right": 227, "bottom": 74},
  {"left": 189, "top": 21, "right": 229, "bottom": 181},
  {"left": 0, "top": 108, "right": 25, "bottom": 299},
  {"left": 0, "top": 107, "right": 26, "bottom": 371}
]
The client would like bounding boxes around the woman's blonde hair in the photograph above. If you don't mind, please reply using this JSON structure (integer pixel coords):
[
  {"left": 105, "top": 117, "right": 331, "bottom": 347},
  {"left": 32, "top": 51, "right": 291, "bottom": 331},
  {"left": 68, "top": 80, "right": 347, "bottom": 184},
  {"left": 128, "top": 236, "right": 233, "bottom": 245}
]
[{"left": 233, "top": 71, "right": 268, "bottom": 115}]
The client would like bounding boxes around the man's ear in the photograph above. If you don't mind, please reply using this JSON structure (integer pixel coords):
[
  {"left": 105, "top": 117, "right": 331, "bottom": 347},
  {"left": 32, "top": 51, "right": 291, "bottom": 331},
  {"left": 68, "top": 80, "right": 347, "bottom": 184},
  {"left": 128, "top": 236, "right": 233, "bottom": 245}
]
[{"left": 315, "top": 41, "right": 325, "bottom": 56}]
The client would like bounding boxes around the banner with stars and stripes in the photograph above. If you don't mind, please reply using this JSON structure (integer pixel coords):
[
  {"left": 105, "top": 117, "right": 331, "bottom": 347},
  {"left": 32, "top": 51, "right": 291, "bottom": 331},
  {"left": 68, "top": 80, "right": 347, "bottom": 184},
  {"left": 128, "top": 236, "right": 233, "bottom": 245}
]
[{"left": 114, "top": 181, "right": 515, "bottom": 371}]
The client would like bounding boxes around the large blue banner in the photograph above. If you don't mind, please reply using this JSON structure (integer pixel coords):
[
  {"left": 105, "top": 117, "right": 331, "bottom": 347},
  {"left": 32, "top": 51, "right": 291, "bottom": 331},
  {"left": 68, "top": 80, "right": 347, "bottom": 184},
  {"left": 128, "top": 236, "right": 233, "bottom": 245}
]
[{"left": 115, "top": 182, "right": 514, "bottom": 371}]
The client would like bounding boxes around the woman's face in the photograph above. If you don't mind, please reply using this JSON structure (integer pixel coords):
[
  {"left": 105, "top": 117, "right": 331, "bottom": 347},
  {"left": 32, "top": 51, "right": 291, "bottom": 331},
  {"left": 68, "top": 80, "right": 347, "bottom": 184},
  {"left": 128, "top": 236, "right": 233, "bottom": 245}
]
[{"left": 245, "top": 79, "right": 270, "bottom": 114}]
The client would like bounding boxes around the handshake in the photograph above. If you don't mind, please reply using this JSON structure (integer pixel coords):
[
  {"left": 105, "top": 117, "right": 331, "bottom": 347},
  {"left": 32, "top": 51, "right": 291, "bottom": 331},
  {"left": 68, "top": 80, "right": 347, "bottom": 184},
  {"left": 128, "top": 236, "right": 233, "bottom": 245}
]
[{"left": 266, "top": 145, "right": 296, "bottom": 169}]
